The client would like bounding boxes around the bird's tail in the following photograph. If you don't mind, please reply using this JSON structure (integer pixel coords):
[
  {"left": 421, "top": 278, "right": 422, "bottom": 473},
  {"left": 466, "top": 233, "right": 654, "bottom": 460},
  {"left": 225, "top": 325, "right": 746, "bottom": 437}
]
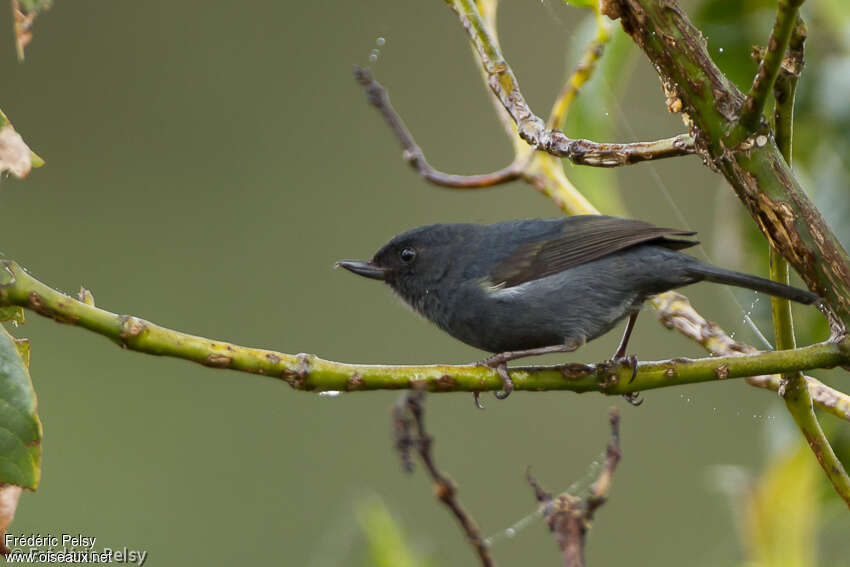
[{"left": 685, "top": 263, "right": 819, "bottom": 305}]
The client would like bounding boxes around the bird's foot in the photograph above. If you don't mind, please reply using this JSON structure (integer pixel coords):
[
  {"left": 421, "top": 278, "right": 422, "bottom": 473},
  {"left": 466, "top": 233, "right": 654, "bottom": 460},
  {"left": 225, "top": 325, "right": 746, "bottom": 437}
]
[
  {"left": 472, "top": 391, "right": 485, "bottom": 410},
  {"left": 621, "top": 391, "right": 643, "bottom": 406},
  {"left": 599, "top": 354, "right": 642, "bottom": 406},
  {"left": 622, "top": 354, "right": 639, "bottom": 383},
  {"left": 478, "top": 354, "right": 515, "bottom": 401}
]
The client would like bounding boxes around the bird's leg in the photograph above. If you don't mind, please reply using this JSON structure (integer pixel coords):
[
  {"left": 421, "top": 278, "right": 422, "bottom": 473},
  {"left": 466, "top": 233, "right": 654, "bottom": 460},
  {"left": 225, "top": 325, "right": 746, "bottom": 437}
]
[
  {"left": 606, "top": 311, "right": 642, "bottom": 406},
  {"left": 479, "top": 341, "right": 582, "bottom": 402},
  {"left": 613, "top": 311, "right": 638, "bottom": 361}
]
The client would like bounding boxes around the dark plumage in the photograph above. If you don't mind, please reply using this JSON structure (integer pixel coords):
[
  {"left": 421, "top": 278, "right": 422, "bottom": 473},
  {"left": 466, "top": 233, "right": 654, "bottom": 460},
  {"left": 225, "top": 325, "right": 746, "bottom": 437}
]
[{"left": 337, "top": 216, "right": 819, "bottom": 401}]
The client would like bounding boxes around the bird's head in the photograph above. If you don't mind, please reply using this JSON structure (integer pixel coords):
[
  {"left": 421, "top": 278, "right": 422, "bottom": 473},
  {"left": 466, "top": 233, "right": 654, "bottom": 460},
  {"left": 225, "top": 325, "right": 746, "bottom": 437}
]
[{"left": 336, "top": 224, "right": 475, "bottom": 299}]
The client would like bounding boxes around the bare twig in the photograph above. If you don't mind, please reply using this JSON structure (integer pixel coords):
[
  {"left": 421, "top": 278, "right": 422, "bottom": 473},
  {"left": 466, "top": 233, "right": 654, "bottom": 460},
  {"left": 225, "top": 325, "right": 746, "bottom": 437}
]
[
  {"left": 653, "top": 291, "right": 755, "bottom": 356},
  {"left": 443, "top": 0, "right": 695, "bottom": 166},
  {"left": 354, "top": 66, "right": 524, "bottom": 188},
  {"left": 654, "top": 292, "right": 850, "bottom": 423},
  {"left": 394, "top": 390, "right": 494, "bottom": 567},
  {"left": 586, "top": 409, "right": 621, "bottom": 514},
  {"left": 527, "top": 408, "right": 621, "bottom": 567},
  {"left": 747, "top": 374, "right": 850, "bottom": 423},
  {"left": 737, "top": 0, "right": 806, "bottom": 134}
]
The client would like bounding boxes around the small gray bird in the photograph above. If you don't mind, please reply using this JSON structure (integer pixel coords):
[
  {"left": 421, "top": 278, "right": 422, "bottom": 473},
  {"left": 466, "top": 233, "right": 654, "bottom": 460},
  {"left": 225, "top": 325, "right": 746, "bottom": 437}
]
[{"left": 337, "top": 216, "right": 818, "bottom": 402}]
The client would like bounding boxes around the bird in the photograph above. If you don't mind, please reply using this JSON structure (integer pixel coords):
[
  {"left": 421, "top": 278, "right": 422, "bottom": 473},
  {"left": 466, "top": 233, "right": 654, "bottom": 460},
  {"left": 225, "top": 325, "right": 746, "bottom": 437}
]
[{"left": 336, "top": 215, "right": 819, "bottom": 404}]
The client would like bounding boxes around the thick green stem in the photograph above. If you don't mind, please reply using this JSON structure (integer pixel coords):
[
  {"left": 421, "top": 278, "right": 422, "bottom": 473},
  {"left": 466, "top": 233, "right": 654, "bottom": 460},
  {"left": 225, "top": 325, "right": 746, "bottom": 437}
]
[
  {"left": 782, "top": 375, "right": 850, "bottom": 509},
  {"left": 770, "top": 33, "right": 800, "bottom": 376},
  {"left": 762, "top": 17, "right": 850, "bottom": 510},
  {"left": 736, "top": 0, "right": 806, "bottom": 136},
  {"left": 0, "top": 260, "right": 845, "bottom": 396}
]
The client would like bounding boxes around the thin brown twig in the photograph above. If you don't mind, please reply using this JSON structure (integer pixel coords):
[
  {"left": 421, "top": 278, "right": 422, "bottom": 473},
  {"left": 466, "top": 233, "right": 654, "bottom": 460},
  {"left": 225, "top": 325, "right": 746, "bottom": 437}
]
[
  {"left": 394, "top": 390, "right": 495, "bottom": 567},
  {"left": 586, "top": 409, "right": 621, "bottom": 514},
  {"left": 354, "top": 66, "right": 523, "bottom": 188},
  {"left": 527, "top": 408, "right": 622, "bottom": 567}
]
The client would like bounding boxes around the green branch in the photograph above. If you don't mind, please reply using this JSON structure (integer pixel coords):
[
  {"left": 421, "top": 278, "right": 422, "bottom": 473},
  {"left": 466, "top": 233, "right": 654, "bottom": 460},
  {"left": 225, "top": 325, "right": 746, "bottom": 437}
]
[
  {"left": 0, "top": 260, "right": 846, "bottom": 397},
  {"left": 736, "top": 0, "right": 806, "bottom": 135},
  {"left": 782, "top": 374, "right": 850, "bottom": 509},
  {"left": 762, "top": 16, "right": 850, "bottom": 509},
  {"left": 769, "top": 17, "right": 802, "bottom": 379}
]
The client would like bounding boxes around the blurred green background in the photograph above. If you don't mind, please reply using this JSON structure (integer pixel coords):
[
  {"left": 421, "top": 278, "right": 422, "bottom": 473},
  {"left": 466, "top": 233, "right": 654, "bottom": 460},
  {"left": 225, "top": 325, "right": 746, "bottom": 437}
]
[{"left": 1, "top": 0, "right": 849, "bottom": 565}]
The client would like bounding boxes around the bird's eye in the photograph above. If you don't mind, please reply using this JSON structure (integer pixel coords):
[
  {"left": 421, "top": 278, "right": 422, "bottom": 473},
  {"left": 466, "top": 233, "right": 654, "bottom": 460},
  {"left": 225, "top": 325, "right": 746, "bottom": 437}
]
[{"left": 399, "top": 247, "right": 416, "bottom": 263}]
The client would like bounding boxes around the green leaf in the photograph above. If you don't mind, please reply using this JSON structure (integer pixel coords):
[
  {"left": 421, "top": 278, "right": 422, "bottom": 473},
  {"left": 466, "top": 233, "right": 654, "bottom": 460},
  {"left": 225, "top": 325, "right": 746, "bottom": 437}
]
[
  {"left": 0, "top": 307, "right": 24, "bottom": 325},
  {"left": 744, "top": 445, "right": 818, "bottom": 567},
  {"left": 563, "top": 16, "right": 632, "bottom": 216},
  {"left": 356, "top": 497, "right": 433, "bottom": 567},
  {"left": 695, "top": 0, "right": 776, "bottom": 23},
  {"left": 561, "top": 0, "right": 596, "bottom": 8},
  {"left": 13, "top": 339, "right": 29, "bottom": 371},
  {"left": 0, "top": 326, "right": 41, "bottom": 489},
  {"left": 18, "top": 0, "right": 52, "bottom": 11}
]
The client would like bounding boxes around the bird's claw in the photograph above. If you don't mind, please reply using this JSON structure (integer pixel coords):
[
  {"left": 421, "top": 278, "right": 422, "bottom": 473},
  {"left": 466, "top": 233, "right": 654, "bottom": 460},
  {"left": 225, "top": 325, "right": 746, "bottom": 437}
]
[
  {"left": 494, "top": 362, "right": 514, "bottom": 399},
  {"left": 618, "top": 355, "right": 642, "bottom": 405},
  {"left": 479, "top": 356, "right": 515, "bottom": 400},
  {"left": 621, "top": 391, "right": 643, "bottom": 406},
  {"left": 623, "top": 354, "right": 639, "bottom": 383},
  {"left": 600, "top": 354, "right": 643, "bottom": 406},
  {"left": 472, "top": 391, "right": 485, "bottom": 410}
]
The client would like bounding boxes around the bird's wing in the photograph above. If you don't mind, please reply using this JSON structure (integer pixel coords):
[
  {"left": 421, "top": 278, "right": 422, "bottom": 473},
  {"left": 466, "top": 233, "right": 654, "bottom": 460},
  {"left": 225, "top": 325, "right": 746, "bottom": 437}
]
[{"left": 489, "top": 215, "right": 698, "bottom": 288}]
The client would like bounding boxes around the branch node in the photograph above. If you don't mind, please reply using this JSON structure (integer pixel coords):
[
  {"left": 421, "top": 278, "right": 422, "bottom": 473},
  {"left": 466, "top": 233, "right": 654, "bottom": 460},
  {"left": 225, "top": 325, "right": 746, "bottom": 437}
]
[
  {"left": 393, "top": 389, "right": 494, "bottom": 566},
  {"left": 529, "top": 408, "right": 622, "bottom": 567}
]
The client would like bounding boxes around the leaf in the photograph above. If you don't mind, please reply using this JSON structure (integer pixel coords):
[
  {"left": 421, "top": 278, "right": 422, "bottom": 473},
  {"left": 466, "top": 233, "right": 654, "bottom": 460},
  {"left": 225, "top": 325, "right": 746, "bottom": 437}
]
[
  {"left": 13, "top": 339, "right": 28, "bottom": 371},
  {"left": 356, "top": 497, "right": 433, "bottom": 567},
  {"left": 561, "top": 0, "right": 596, "bottom": 8},
  {"left": 0, "top": 326, "right": 41, "bottom": 490},
  {"left": 11, "top": 0, "right": 53, "bottom": 61},
  {"left": 562, "top": 16, "right": 633, "bottom": 215},
  {"left": 0, "top": 307, "right": 23, "bottom": 325},
  {"left": 0, "top": 109, "right": 43, "bottom": 179},
  {"left": 0, "top": 485, "right": 22, "bottom": 556},
  {"left": 695, "top": 0, "right": 776, "bottom": 23},
  {"left": 744, "top": 445, "right": 818, "bottom": 567}
]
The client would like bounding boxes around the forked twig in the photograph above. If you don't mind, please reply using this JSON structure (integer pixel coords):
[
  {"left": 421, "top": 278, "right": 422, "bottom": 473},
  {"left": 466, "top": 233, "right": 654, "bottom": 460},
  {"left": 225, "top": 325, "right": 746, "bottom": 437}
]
[
  {"left": 393, "top": 390, "right": 495, "bottom": 567},
  {"left": 527, "top": 408, "right": 622, "bottom": 567},
  {"left": 355, "top": 66, "right": 524, "bottom": 188}
]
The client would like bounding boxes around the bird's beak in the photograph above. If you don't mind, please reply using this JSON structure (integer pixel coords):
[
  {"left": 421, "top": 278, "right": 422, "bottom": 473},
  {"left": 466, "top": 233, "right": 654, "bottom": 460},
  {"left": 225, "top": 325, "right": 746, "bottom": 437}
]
[{"left": 335, "top": 259, "right": 388, "bottom": 281}]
